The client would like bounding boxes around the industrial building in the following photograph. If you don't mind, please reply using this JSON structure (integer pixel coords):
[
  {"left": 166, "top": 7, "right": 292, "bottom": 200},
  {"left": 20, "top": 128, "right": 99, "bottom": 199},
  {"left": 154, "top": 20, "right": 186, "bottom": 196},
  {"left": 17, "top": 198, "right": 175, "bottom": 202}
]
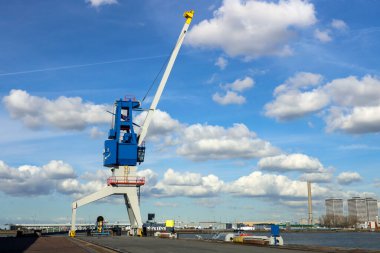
[
  {"left": 365, "top": 197, "right": 379, "bottom": 222},
  {"left": 325, "top": 198, "right": 344, "bottom": 218},
  {"left": 348, "top": 197, "right": 379, "bottom": 222}
]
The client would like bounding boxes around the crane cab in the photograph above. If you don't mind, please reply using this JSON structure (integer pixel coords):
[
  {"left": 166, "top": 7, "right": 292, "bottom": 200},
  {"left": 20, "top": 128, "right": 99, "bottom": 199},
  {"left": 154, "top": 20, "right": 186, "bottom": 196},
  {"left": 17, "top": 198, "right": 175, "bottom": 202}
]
[{"left": 103, "top": 98, "right": 145, "bottom": 167}]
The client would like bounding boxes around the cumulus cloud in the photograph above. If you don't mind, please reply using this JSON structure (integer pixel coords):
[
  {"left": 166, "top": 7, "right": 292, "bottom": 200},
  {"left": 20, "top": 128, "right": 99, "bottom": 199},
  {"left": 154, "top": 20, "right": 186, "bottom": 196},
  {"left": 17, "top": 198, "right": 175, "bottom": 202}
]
[
  {"left": 134, "top": 109, "right": 181, "bottom": 143},
  {"left": 186, "top": 0, "right": 316, "bottom": 59},
  {"left": 86, "top": 0, "right": 117, "bottom": 8},
  {"left": 0, "top": 160, "right": 369, "bottom": 208},
  {"left": 258, "top": 153, "right": 324, "bottom": 172},
  {"left": 325, "top": 75, "right": 380, "bottom": 107},
  {"left": 138, "top": 111, "right": 280, "bottom": 161},
  {"left": 337, "top": 171, "right": 362, "bottom": 185},
  {"left": 299, "top": 172, "right": 333, "bottom": 183},
  {"left": 331, "top": 19, "right": 348, "bottom": 30},
  {"left": 56, "top": 178, "right": 105, "bottom": 197},
  {"left": 265, "top": 74, "right": 380, "bottom": 134},
  {"left": 215, "top": 57, "right": 228, "bottom": 70},
  {"left": 265, "top": 72, "right": 328, "bottom": 120},
  {"left": 314, "top": 29, "right": 332, "bottom": 42},
  {"left": 224, "top": 77, "right": 254, "bottom": 92},
  {"left": 2, "top": 90, "right": 110, "bottom": 130},
  {"left": 145, "top": 168, "right": 332, "bottom": 202},
  {"left": 58, "top": 168, "right": 158, "bottom": 200},
  {"left": 274, "top": 72, "right": 323, "bottom": 93},
  {"left": 325, "top": 106, "right": 380, "bottom": 134},
  {"left": 0, "top": 160, "right": 76, "bottom": 196},
  {"left": 324, "top": 75, "right": 380, "bottom": 133},
  {"left": 265, "top": 88, "right": 329, "bottom": 120},
  {"left": 177, "top": 123, "right": 280, "bottom": 161},
  {"left": 42, "top": 160, "right": 77, "bottom": 179},
  {"left": 226, "top": 171, "right": 329, "bottom": 199},
  {"left": 212, "top": 77, "right": 254, "bottom": 105},
  {"left": 151, "top": 169, "right": 224, "bottom": 198},
  {"left": 212, "top": 91, "right": 246, "bottom": 105}
]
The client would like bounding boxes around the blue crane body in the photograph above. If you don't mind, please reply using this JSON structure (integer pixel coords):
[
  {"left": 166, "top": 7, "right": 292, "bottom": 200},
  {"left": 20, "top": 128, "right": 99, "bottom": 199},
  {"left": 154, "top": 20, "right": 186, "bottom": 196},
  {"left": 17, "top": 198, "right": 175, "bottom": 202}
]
[{"left": 103, "top": 99, "right": 145, "bottom": 167}]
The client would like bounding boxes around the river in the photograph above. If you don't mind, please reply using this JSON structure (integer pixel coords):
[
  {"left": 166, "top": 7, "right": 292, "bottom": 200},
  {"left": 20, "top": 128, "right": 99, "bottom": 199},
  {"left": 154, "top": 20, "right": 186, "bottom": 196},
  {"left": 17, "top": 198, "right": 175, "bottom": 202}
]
[{"left": 178, "top": 231, "right": 380, "bottom": 250}]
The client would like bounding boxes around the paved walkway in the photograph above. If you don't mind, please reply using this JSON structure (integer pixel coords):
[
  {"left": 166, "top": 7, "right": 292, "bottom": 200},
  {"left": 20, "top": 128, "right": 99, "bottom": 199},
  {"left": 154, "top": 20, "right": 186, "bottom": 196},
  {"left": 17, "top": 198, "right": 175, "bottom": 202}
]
[
  {"left": 78, "top": 236, "right": 329, "bottom": 253},
  {"left": 1, "top": 236, "right": 378, "bottom": 253},
  {"left": 0, "top": 237, "right": 115, "bottom": 253}
]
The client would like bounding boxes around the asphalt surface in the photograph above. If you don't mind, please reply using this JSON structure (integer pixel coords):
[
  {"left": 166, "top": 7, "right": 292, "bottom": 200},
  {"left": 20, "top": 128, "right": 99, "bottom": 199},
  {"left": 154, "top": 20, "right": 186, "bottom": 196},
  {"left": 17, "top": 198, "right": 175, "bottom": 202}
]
[
  {"left": 1, "top": 236, "right": 378, "bottom": 253},
  {"left": 0, "top": 236, "right": 116, "bottom": 253},
  {"left": 77, "top": 236, "right": 340, "bottom": 253}
]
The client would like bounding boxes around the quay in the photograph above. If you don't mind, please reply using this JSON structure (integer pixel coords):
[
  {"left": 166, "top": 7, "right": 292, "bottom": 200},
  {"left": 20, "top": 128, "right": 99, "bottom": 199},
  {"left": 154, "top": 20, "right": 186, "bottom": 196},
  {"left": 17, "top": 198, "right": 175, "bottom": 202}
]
[{"left": 1, "top": 235, "right": 379, "bottom": 253}]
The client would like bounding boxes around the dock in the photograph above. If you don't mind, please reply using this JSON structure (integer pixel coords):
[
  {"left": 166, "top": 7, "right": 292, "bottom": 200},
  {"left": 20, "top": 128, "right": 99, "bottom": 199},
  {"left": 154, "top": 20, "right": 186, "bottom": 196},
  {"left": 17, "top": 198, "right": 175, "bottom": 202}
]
[{"left": 1, "top": 235, "right": 379, "bottom": 253}]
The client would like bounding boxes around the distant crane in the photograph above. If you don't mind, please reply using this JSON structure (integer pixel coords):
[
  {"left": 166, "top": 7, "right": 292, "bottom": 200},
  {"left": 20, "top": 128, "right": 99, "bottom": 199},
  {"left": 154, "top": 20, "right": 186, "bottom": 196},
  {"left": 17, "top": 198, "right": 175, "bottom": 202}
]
[{"left": 69, "top": 10, "right": 194, "bottom": 237}]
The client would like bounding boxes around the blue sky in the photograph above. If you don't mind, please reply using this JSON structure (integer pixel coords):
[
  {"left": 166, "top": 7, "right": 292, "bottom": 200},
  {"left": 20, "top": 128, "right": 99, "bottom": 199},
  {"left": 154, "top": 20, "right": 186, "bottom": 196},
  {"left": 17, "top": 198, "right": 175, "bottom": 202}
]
[{"left": 1, "top": 0, "right": 380, "bottom": 225}]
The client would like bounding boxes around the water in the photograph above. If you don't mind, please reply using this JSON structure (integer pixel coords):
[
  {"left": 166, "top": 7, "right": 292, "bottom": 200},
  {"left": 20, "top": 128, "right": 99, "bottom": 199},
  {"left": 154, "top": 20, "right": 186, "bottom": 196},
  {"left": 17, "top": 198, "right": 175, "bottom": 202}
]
[
  {"left": 282, "top": 232, "right": 380, "bottom": 250},
  {"left": 178, "top": 232, "right": 380, "bottom": 250}
]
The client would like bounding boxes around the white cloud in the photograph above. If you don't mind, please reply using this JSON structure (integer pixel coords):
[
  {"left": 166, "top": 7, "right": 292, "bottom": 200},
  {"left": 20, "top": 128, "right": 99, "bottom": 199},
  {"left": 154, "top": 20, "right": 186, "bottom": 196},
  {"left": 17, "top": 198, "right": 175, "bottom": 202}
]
[
  {"left": 56, "top": 178, "right": 105, "bottom": 198},
  {"left": 324, "top": 76, "right": 380, "bottom": 133},
  {"left": 331, "top": 19, "right": 348, "bottom": 30},
  {"left": 265, "top": 74, "right": 380, "bottom": 134},
  {"left": 0, "top": 159, "right": 368, "bottom": 207},
  {"left": 137, "top": 169, "right": 158, "bottom": 197},
  {"left": 299, "top": 172, "right": 333, "bottom": 183},
  {"left": 258, "top": 153, "right": 325, "bottom": 172},
  {"left": 226, "top": 171, "right": 329, "bottom": 199},
  {"left": 80, "top": 169, "right": 111, "bottom": 182},
  {"left": 177, "top": 123, "right": 280, "bottom": 161},
  {"left": 2, "top": 89, "right": 110, "bottom": 130},
  {"left": 215, "top": 57, "right": 228, "bottom": 70},
  {"left": 265, "top": 88, "right": 329, "bottom": 120},
  {"left": 225, "top": 77, "right": 254, "bottom": 92},
  {"left": 134, "top": 109, "right": 181, "bottom": 142},
  {"left": 337, "top": 171, "right": 362, "bottom": 185},
  {"left": 265, "top": 72, "right": 328, "bottom": 120},
  {"left": 186, "top": 0, "right": 316, "bottom": 59},
  {"left": 212, "top": 91, "right": 246, "bottom": 105},
  {"left": 325, "top": 76, "right": 380, "bottom": 107},
  {"left": 151, "top": 169, "right": 224, "bottom": 198},
  {"left": 314, "top": 29, "right": 332, "bottom": 42},
  {"left": 274, "top": 72, "right": 323, "bottom": 93},
  {"left": 86, "top": 0, "right": 117, "bottom": 8},
  {"left": 42, "top": 160, "right": 76, "bottom": 179},
  {"left": 139, "top": 111, "right": 281, "bottom": 161},
  {"left": 162, "top": 169, "right": 202, "bottom": 186},
  {"left": 326, "top": 106, "right": 380, "bottom": 134},
  {"left": 0, "top": 160, "right": 76, "bottom": 196}
]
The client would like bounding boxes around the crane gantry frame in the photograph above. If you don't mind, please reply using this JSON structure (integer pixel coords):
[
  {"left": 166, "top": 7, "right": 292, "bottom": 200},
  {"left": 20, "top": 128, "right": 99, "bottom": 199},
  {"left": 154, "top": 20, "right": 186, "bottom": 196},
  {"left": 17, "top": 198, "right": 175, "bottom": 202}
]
[{"left": 69, "top": 10, "right": 194, "bottom": 237}]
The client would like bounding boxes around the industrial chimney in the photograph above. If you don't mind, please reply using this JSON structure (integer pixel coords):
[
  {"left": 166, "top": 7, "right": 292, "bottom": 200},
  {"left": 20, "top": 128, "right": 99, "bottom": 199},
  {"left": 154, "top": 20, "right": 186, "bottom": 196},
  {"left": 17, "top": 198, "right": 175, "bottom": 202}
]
[{"left": 307, "top": 181, "right": 313, "bottom": 225}]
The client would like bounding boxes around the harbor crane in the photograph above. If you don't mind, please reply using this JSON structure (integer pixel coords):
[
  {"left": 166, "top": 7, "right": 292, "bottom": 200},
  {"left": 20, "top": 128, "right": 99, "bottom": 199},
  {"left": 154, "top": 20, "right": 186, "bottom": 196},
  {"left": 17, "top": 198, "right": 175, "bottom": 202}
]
[{"left": 69, "top": 10, "right": 194, "bottom": 237}]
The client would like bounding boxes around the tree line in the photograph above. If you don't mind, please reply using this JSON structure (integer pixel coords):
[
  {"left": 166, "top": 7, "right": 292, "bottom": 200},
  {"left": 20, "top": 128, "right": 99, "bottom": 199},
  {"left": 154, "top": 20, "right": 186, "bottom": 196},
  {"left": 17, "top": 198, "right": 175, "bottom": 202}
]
[{"left": 319, "top": 215, "right": 358, "bottom": 228}]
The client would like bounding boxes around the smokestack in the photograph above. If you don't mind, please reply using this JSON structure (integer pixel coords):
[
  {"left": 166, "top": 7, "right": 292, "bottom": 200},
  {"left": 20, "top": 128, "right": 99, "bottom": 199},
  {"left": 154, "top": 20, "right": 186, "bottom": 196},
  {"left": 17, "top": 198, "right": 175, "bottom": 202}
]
[{"left": 307, "top": 181, "right": 313, "bottom": 225}]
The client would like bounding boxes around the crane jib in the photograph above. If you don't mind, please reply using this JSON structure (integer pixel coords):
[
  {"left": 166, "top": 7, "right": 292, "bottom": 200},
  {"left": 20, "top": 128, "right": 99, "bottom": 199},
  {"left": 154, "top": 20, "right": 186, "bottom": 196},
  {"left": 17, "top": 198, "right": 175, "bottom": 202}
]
[{"left": 102, "top": 10, "right": 194, "bottom": 167}]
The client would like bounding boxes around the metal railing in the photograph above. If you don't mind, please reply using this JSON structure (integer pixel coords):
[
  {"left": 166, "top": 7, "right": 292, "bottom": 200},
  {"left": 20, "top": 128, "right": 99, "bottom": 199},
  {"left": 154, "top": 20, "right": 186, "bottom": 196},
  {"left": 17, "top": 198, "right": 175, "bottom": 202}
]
[{"left": 107, "top": 176, "right": 145, "bottom": 186}]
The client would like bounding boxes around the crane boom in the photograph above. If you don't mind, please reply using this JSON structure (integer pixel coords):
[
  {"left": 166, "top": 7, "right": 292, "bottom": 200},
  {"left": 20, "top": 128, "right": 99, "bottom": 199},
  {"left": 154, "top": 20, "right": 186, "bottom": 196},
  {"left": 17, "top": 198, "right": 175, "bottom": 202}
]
[{"left": 137, "top": 10, "right": 194, "bottom": 146}]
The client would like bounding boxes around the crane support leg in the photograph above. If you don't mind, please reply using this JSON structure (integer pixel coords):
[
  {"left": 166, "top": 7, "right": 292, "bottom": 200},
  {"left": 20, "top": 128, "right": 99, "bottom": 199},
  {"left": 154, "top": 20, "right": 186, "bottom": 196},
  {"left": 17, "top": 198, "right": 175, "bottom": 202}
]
[
  {"left": 124, "top": 189, "right": 142, "bottom": 236},
  {"left": 69, "top": 184, "right": 143, "bottom": 237}
]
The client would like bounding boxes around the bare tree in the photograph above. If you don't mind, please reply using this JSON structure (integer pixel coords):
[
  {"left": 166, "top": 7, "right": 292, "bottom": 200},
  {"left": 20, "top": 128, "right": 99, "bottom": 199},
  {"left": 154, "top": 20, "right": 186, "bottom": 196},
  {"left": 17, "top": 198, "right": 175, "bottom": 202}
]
[{"left": 320, "top": 215, "right": 352, "bottom": 228}]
